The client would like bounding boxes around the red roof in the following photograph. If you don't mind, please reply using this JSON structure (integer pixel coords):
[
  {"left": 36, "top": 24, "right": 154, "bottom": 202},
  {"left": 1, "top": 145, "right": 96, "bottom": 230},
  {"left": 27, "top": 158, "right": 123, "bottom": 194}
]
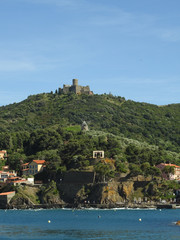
[
  {"left": 22, "top": 163, "right": 29, "bottom": 166},
  {"left": 0, "top": 191, "right": 15, "bottom": 195},
  {"left": 32, "top": 160, "right": 45, "bottom": 164},
  {"left": 12, "top": 180, "right": 26, "bottom": 183},
  {"left": 164, "top": 163, "right": 180, "bottom": 168}
]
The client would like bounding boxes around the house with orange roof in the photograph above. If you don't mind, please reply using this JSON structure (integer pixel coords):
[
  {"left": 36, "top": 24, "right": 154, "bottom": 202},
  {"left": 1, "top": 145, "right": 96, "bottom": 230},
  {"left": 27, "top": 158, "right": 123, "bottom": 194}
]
[
  {"left": 0, "top": 191, "right": 15, "bottom": 207},
  {"left": 0, "top": 170, "right": 17, "bottom": 182},
  {"left": 22, "top": 160, "right": 46, "bottom": 176},
  {"left": 156, "top": 163, "right": 180, "bottom": 180}
]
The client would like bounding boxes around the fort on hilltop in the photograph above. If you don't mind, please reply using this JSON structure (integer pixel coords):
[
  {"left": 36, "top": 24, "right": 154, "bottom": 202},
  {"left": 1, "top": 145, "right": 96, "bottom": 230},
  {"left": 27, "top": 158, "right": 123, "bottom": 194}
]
[{"left": 58, "top": 79, "right": 93, "bottom": 95}]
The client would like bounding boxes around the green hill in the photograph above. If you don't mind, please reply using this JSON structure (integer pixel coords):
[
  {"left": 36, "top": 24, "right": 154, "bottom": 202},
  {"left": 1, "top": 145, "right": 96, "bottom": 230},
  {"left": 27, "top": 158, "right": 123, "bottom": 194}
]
[
  {"left": 0, "top": 92, "right": 179, "bottom": 175},
  {"left": 0, "top": 92, "right": 179, "bottom": 152}
]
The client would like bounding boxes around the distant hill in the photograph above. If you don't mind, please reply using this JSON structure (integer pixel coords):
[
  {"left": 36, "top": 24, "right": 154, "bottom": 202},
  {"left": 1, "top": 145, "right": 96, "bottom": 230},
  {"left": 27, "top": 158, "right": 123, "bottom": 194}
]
[{"left": 0, "top": 92, "right": 179, "bottom": 153}]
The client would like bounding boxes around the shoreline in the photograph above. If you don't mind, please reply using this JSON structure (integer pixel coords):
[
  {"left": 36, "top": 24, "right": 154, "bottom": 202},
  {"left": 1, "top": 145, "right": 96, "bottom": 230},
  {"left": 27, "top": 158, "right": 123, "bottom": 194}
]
[{"left": 2, "top": 203, "right": 180, "bottom": 210}]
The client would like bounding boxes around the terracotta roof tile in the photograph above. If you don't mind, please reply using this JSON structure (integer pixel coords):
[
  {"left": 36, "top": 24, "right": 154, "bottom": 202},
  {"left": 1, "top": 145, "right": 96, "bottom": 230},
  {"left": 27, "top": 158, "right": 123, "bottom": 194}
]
[
  {"left": 32, "top": 160, "right": 46, "bottom": 164},
  {"left": 0, "top": 191, "right": 15, "bottom": 195},
  {"left": 164, "top": 163, "right": 180, "bottom": 168},
  {"left": 22, "top": 163, "right": 29, "bottom": 166}
]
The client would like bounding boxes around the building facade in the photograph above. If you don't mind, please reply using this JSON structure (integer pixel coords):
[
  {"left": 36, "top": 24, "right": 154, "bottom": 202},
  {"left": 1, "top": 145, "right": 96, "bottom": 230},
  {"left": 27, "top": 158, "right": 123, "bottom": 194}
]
[
  {"left": 22, "top": 160, "right": 46, "bottom": 176},
  {"left": 0, "top": 170, "right": 17, "bottom": 183}
]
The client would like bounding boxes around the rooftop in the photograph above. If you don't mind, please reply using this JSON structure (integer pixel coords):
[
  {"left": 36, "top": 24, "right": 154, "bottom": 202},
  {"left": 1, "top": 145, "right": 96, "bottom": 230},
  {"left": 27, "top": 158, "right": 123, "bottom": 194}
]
[
  {"left": 163, "top": 163, "right": 180, "bottom": 168},
  {"left": 22, "top": 163, "right": 29, "bottom": 166},
  {"left": 0, "top": 191, "right": 15, "bottom": 196},
  {"left": 32, "top": 160, "right": 46, "bottom": 164}
]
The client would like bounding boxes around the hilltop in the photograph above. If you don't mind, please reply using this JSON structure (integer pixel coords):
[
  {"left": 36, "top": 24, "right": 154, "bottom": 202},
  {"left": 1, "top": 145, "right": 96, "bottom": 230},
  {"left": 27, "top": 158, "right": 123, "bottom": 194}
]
[{"left": 0, "top": 92, "right": 179, "bottom": 153}]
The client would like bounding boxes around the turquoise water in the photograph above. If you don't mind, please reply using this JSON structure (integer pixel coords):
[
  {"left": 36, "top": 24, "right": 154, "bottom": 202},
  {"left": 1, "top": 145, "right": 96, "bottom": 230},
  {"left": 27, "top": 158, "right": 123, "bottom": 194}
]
[{"left": 0, "top": 208, "right": 179, "bottom": 240}]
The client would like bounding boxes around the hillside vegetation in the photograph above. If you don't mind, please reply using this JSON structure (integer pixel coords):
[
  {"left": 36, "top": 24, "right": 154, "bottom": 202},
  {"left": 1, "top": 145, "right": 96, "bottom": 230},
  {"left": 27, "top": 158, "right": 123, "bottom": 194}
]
[
  {"left": 0, "top": 93, "right": 179, "bottom": 149},
  {"left": 0, "top": 92, "right": 179, "bottom": 177}
]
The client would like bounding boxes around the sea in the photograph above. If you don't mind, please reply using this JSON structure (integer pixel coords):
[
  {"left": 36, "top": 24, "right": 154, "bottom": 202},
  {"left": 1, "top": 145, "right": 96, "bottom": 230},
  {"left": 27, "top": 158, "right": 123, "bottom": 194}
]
[{"left": 0, "top": 208, "right": 179, "bottom": 240}]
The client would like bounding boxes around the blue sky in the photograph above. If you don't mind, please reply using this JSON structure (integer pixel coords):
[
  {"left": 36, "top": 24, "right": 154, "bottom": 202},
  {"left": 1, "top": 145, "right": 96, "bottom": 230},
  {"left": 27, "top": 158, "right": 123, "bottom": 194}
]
[{"left": 0, "top": 0, "right": 180, "bottom": 106}]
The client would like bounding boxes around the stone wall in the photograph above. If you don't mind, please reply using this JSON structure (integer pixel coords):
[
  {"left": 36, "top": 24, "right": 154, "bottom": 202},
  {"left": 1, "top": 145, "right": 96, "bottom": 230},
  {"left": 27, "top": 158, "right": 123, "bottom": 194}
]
[
  {"left": 58, "top": 183, "right": 86, "bottom": 203},
  {"left": 62, "top": 171, "right": 95, "bottom": 184}
]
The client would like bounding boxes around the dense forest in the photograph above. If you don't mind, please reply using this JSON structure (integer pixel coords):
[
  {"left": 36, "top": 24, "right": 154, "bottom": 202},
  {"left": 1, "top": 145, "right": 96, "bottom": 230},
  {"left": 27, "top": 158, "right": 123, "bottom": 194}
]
[{"left": 0, "top": 92, "right": 179, "bottom": 179}]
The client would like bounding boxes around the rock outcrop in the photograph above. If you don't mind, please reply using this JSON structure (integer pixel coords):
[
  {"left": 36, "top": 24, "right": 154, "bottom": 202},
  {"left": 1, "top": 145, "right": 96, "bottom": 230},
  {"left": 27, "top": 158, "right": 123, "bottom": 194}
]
[
  {"left": 100, "top": 182, "right": 123, "bottom": 204},
  {"left": 118, "top": 181, "right": 134, "bottom": 200}
]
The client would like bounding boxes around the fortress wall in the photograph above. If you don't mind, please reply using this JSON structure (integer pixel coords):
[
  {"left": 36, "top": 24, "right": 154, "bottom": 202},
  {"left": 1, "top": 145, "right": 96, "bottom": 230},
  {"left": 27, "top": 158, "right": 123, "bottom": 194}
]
[
  {"left": 70, "top": 85, "right": 82, "bottom": 94},
  {"left": 63, "top": 85, "right": 71, "bottom": 93},
  {"left": 80, "top": 86, "right": 90, "bottom": 94},
  {"left": 62, "top": 171, "right": 95, "bottom": 184}
]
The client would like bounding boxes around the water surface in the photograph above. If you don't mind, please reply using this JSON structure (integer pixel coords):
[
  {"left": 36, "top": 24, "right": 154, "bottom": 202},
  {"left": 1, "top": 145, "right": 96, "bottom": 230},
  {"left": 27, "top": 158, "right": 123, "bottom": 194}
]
[{"left": 0, "top": 208, "right": 179, "bottom": 239}]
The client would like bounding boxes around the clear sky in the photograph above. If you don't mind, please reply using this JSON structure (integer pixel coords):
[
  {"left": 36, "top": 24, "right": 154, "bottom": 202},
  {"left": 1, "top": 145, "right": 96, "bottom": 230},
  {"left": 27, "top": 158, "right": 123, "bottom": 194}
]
[{"left": 0, "top": 0, "right": 180, "bottom": 106}]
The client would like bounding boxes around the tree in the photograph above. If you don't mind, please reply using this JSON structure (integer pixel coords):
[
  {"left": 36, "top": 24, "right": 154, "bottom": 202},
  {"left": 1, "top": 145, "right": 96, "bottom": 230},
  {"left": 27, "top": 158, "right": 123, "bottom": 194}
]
[
  {"left": 125, "top": 144, "right": 141, "bottom": 164},
  {"left": 141, "top": 162, "right": 150, "bottom": 177},
  {"left": 162, "top": 166, "right": 175, "bottom": 179},
  {"left": 7, "top": 152, "right": 26, "bottom": 172},
  {"left": 148, "top": 166, "right": 161, "bottom": 178},
  {"left": 0, "top": 160, "right": 5, "bottom": 171},
  {"left": 95, "top": 162, "right": 115, "bottom": 182},
  {"left": 26, "top": 129, "right": 62, "bottom": 154},
  {"left": 39, "top": 150, "right": 62, "bottom": 172},
  {"left": 129, "top": 163, "right": 142, "bottom": 177},
  {"left": 115, "top": 161, "right": 128, "bottom": 173}
]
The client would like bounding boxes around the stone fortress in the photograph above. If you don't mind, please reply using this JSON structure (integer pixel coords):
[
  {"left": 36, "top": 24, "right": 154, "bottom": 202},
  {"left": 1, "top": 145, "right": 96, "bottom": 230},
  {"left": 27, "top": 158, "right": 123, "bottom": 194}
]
[{"left": 58, "top": 79, "right": 93, "bottom": 95}]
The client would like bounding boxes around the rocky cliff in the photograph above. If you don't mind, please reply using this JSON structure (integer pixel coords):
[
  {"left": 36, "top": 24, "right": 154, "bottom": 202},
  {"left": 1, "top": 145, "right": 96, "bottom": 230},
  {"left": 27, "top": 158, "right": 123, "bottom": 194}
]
[{"left": 6, "top": 176, "right": 177, "bottom": 209}]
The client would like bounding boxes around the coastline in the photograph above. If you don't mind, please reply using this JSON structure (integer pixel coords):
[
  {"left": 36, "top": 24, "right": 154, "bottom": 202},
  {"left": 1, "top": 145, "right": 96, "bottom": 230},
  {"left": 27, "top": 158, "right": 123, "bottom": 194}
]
[{"left": 3, "top": 202, "right": 180, "bottom": 210}]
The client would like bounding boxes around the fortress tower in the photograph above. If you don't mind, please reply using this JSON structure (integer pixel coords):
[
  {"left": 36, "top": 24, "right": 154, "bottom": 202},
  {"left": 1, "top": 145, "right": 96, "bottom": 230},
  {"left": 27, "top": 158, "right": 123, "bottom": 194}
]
[{"left": 73, "top": 79, "right": 78, "bottom": 86}]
